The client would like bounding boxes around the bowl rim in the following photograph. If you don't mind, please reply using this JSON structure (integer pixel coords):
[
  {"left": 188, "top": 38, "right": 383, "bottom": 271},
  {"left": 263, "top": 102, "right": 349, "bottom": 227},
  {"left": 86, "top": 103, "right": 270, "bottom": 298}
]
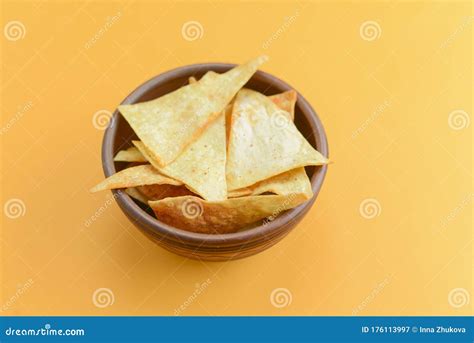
[{"left": 102, "top": 62, "right": 328, "bottom": 246}]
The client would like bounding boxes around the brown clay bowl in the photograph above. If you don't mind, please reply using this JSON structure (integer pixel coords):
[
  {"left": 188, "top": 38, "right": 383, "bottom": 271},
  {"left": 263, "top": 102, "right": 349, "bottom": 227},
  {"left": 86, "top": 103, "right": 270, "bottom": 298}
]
[{"left": 102, "top": 63, "right": 329, "bottom": 261}]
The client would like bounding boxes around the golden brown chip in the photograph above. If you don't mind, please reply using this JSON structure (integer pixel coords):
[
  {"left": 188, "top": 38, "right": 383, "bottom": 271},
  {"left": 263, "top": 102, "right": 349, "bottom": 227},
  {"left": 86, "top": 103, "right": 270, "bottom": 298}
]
[
  {"left": 138, "top": 184, "right": 195, "bottom": 201},
  {"left": 149, "top": 194, "right": 308, "bottom": 234}
]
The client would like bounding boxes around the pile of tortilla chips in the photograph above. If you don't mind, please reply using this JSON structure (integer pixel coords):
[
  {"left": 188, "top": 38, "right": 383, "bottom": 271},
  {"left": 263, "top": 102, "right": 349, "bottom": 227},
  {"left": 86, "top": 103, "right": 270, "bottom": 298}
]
[{"left": 91, "top": 56, "right": 329, "bottom": 234}]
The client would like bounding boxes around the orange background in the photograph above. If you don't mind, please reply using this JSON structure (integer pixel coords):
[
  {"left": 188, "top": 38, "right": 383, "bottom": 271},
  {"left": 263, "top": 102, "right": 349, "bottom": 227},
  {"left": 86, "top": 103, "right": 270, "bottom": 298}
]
[{"left": 1, "top": 1, "right": 472, "bottom": 316}]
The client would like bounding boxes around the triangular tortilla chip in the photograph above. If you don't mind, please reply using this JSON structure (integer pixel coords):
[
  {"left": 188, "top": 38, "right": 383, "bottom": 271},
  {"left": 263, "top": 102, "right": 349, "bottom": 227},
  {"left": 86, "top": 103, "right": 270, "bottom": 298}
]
[
  {"left": 125, "top": 188, "right": 150, "bottom": 204},
  {"left": 118, "top": 56, "right": 268, "bottom": 167},
  {"left": 138, "top": 184, "right": 195, "bottom": 201},
  {"left": 228, "top": 92, "right": 312, "bottom": 198},
  {"left": 228, "top": 167, "right": 312, "bottom": 199},
  {"left": 133, "top": 113, "right": 227, "bottom": 201},
  {"left": 90, "top": 165, "right": 182, "bottom": 192},
  {"left": 190, "top": 74, "right": 295, "bottom": 144},
  {"left": 226, "top": 89, "right": 328, "bottom": 191},
  {"left": 148, "top": 194, "right": 307, "bottom": 234},
  {"left": 114, "top": 146, "right": 147, "bottom": 162}
]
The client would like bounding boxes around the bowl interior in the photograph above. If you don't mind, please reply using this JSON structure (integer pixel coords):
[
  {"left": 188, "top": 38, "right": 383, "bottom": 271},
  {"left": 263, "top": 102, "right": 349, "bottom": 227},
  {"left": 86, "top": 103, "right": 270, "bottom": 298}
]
[{"left": 105, "top": 63, "right": 328, "bottom": 242}]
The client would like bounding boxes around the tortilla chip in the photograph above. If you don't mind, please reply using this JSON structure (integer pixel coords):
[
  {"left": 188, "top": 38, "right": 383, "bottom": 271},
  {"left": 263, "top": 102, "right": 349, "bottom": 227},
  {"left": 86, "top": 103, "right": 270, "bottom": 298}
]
[
  {"left": 226, "top": 89, "right": 328, "bottom": 191},
  {"left": 113, "top": 146, "right": 146, "bottom": 162},
  {"left": 132, "top": 112, "right": 227, "bottom": 201},
  {"left": 90, "top": 165, "right": 182, "bottom": 192},
  {"left": 269, "top": 90, "right": 297, "bottom": 120},
  {"left": 228, "top": 94, "right": 312, "bottom": 199},
  {"left": 189, "top": 71, "right": 218, "bottom": 85},
  {"left": 228, "top": 167, "right": 312, "bottom": 199},
  {"left": 148, "top": 193, "right": 307, "bottom": 234},
  {"left": 125, "top": 187, "right": 150, "bottom": 204},
  {"left": 118, "top": 56, "right": 268, "bottom": 167},
  {"left": 138, "top": 184, "right": 195, "bottom": 201}
]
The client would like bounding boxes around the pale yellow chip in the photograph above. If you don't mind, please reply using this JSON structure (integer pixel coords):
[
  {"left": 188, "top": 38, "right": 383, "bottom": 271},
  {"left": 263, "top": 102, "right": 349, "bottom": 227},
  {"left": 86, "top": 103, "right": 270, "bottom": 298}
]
[
  {"left": 113, "top": 146, "right": 146, "bottom": 162},
  {"left": 228, "top": 93, "right": 312, "bottom": 199},
  {"left": 118, "top": 56, "right": 268, "bottom": 167},
  {"left": 228, "top": 167, "right": 312, "bottom": 199},
  {"left": 226, "top": 89, "right": 328, "bottom": 191},
  {"left": 148, "top": 193, "right": 308, "bottom": 234},
  {"left": 90, "top": 165, "right": 182, "bottom": 192},
  {"left": 132, "top": 112, "right": 227, "bottom": 201}
]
